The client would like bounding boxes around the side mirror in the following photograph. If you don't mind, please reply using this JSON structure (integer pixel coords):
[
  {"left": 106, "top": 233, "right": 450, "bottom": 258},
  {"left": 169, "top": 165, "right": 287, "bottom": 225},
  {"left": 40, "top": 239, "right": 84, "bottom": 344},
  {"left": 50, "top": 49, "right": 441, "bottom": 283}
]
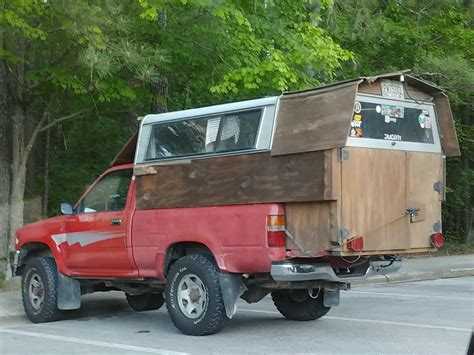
[{"left": 60, "top": 203, "right": 73, "bottom": 215}]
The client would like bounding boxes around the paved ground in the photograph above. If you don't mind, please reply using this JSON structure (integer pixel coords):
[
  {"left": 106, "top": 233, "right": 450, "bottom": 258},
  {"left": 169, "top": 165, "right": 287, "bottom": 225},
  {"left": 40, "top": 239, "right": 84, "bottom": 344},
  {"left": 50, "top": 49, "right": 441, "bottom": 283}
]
[{"left": 0, "top": 277, "right": 472, "bottom": 354}]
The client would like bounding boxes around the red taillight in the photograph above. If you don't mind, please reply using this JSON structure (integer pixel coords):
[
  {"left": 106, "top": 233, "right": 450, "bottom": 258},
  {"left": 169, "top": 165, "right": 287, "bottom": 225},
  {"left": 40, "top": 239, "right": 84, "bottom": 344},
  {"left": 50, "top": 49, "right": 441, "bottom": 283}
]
[
  {"left": 430, "top": 232, "right": 444, "bottom": 248},
  {"left": 346, "top": 236, "right": 364, "bottom": 252},
  {"left": 267, "top": 215, "right": 286, "bottom": 247}
]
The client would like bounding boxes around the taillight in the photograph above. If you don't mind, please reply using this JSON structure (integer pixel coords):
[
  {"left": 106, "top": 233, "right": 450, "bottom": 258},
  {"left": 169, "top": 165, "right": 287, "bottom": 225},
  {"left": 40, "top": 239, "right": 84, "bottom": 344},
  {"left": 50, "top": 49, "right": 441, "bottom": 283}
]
[
  {"left": 347, "top": 236, "right": 364, "bottom": 252},
  {"left": 430, "top": 232, "right": 444, "bottom": 248},
  {"left": 267, "top": 215, "right": 286, "bottom": 247}
]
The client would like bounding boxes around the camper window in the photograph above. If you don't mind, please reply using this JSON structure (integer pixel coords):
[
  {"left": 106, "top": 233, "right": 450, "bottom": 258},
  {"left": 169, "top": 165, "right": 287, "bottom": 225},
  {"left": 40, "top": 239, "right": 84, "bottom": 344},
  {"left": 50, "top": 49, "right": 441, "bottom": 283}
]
[{"left": 145, "top": 109, "right": 262, "bottom": 160}]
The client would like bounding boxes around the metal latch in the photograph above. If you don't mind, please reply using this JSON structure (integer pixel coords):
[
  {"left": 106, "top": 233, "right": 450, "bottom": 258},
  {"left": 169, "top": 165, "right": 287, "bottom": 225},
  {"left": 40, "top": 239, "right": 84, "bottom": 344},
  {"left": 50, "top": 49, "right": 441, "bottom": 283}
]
[{"left": 405, "top": 208, "right": 420, "bottom": 218}]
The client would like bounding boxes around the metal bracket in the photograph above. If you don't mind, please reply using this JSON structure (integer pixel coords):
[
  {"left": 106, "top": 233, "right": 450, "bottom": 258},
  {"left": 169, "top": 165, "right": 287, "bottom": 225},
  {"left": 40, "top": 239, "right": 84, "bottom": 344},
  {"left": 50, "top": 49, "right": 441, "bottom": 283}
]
[
  {"left": 337, "top": 149, "right": 349, "bottom": 162},
  {"left": 433, "top": 181, "right": 444, "bottom": 194},
  {"left": 339, "top": 227, "right": 350, "bottom": 241},
  {"left": 433, "top": 220, "right": 442, "bottom": 232}
]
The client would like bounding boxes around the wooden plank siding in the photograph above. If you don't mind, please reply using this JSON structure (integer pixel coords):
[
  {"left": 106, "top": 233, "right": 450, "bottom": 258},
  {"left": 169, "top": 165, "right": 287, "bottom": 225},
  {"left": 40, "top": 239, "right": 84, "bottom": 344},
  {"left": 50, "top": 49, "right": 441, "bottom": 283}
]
[
  {"left": 135, "top": 150, "right": 338, "bottom": 210},
  {"left": 271, "top": 82, "right": 360, "bottom": 156}
]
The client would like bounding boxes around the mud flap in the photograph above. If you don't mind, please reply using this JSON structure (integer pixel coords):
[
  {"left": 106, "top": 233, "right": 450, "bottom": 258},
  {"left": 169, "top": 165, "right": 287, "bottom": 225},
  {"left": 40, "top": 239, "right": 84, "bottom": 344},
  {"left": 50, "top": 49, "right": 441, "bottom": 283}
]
[
  {"left": 323, "top": 289, "right": 340, "bottom": 307},
  {"left": 57, "top": 272, "right": 81, "bottom": 310},
  {"left": 218, "top": 273, "right": 247, "bottom": 319}
]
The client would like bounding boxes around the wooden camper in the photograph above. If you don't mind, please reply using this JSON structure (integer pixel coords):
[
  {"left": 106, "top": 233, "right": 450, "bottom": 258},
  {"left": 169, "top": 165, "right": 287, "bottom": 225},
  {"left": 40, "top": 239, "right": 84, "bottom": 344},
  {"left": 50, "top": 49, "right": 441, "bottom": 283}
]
[{"left": 114, "top": 70, "right": 460, "bottom": 256}]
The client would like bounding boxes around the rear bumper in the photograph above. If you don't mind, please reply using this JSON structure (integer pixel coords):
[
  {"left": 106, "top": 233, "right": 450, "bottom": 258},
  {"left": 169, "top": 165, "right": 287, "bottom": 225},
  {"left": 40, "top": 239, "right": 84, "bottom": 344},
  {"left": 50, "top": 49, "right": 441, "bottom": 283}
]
[{"left": 271, "top": 259, "right": 402, "bottom": 282}]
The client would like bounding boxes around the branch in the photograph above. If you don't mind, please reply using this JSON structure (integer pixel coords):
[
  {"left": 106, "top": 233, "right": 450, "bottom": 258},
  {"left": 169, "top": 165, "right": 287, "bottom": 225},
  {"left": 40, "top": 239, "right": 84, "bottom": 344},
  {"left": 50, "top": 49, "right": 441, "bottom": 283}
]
[{"left": 39, "top": 108, "right": 91, "bottom": 133}]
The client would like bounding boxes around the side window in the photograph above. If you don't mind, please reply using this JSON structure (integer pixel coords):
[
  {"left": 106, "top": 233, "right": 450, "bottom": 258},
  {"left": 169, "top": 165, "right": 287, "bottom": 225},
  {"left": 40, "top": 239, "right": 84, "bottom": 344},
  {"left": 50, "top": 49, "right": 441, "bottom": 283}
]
[
  {"left": 145, "top": 109, "right": 262, "bottom": 160},
  {"left": 78, "top": 169, "right": 133, "bottom": 213}
]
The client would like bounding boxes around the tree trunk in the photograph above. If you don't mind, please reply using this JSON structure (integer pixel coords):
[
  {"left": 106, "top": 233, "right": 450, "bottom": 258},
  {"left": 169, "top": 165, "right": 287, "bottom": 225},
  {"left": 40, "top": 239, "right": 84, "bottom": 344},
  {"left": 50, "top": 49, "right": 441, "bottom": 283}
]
[
  {"left": 0, "top": 25, "right": 10, "bottom": 269},
  {"left": 8, "top": 106, "right": 27, "bottom": 250},
  {"left": 42, "top": 127, "right": 51, "bottom": 216}
]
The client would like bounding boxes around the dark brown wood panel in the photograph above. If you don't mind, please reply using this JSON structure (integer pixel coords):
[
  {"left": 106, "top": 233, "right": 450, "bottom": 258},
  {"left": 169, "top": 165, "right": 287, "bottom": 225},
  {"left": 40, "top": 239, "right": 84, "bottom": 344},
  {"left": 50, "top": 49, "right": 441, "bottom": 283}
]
[
  {"left": 135, "top": 151, "right": 330, "bottom": 209},
  {"left": 271, "top": 82, "right": 359, "bottom": 156},
  {"left": 433, "top": 93, "right": 460, "bottom": 157},
  {"left": 110, "top": 133, "right": 137, "bottom": 166}
]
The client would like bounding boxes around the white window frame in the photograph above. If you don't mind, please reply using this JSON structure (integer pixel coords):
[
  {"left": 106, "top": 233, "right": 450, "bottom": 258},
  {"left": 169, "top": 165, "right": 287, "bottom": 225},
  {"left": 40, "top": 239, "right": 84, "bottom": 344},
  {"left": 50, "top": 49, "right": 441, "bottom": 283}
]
[{"left": 346, "top": 94, "right": 442, "bottom": 154}]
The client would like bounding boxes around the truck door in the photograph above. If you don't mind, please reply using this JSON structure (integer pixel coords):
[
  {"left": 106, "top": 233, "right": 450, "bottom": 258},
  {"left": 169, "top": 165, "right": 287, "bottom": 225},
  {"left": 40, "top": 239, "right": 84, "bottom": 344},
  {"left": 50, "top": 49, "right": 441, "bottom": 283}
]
[{"left": 62, "top": 168, "right": 136, "bottom": 277}]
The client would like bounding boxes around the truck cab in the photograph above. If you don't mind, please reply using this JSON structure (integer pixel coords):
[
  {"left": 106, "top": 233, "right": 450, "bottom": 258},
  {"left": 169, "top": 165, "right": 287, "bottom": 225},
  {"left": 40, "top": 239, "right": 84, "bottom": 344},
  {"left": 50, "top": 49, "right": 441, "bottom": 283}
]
[{"left": 11, "top": 71, "right": 459, "bottom": 336}]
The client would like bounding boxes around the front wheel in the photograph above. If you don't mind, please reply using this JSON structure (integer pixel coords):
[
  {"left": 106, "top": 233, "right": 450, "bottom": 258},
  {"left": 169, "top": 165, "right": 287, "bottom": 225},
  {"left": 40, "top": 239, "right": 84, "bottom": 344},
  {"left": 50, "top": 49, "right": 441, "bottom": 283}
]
[
  {"left": 22, "top": 257, "right": 62, "bottom": 323},
  {"left": 126, "top": 293, "right": 164, "bottom": 311},
  {"left": 165, "top": 254, "right": 227, "bottom": 336},
  {"left": 272, "top": 289, "right": 331, "bottom": 321}
]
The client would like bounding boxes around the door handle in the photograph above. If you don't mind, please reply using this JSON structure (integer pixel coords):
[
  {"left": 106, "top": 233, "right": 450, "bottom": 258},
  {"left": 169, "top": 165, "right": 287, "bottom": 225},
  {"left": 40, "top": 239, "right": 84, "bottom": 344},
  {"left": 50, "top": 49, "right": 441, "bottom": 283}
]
[
  {"left": 405, "top": 208, "right": 420, "bottom": 217},
  {"left": 111, "top": 217, "right": 122, "bottom": 226}
]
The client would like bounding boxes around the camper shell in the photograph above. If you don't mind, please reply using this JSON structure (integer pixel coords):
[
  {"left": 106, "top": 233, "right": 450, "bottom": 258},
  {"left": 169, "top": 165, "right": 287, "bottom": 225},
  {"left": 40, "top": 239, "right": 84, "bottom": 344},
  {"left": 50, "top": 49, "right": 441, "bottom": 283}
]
[{"left": 128, "top": 70, "right": 459, "bottom": 257}]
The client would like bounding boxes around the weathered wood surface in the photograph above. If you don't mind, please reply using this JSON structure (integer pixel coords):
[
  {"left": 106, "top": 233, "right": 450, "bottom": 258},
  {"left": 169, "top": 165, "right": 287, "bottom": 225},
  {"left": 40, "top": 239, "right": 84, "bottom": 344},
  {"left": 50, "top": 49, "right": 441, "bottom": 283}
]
[
  {"left": 407, "top": 151, "right": 442, "bottom": 248},
  {"left": 285, "top": 201, "right": 337, "bottom": 252},
  {"left": 433, "top": 93, "right": 461, "bottom": 157},
  {"left": 271, "top": 82, "right": 359, "bottom": 156},
  {"left": 340, "top": 147, "right": 410, "bottom": 252},
  {"left": 358, "top": 81, "right": 432, "bottom": 101},
  {"left": 135, "top": 151, "right": 332, "bottom": 209},
  {"left": 110, "top": 133, "right": 137, "bottom": 166}
]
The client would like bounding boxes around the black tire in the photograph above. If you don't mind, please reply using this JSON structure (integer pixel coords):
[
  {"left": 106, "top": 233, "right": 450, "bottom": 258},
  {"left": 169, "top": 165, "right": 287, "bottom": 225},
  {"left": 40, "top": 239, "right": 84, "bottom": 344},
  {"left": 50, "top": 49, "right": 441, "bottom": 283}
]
[
  {"left": 126, "top": 293, "right": 164, "bottom": 311},
  {"left": 22, "top": 257, "right": 62, "bottom": 323},
  {"left": 272, "top": 289, "right": 331, "bottom": 321},
  {"left": 165, "top": 254, "right": 227, "bottom": 336}
]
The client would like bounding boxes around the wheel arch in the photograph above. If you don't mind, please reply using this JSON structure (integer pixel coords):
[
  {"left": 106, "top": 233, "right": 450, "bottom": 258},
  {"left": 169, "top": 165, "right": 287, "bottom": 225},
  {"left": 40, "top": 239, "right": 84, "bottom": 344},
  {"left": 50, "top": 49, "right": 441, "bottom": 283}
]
[
  {"left": 163, "top": 241, "right": 223, "bottom": 277},
  {"left": 16, "top": 242, "right": 59, "bottom": 276}
]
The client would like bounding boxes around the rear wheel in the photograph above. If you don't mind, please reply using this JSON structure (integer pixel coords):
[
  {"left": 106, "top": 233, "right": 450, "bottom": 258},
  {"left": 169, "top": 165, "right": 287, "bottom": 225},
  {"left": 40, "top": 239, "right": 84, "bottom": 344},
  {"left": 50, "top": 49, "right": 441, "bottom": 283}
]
[
  {"left": 126, "top": 293, "right": 164, "bottom": 311},
  {"left": 271, "top": 289, "right": 330, "bottom": 321},
  {"left": 22, "top": 257, "right": 62, "bottom": 323},
  {"left": 165, "top": 254, "right": 227, "bottom": 336}
]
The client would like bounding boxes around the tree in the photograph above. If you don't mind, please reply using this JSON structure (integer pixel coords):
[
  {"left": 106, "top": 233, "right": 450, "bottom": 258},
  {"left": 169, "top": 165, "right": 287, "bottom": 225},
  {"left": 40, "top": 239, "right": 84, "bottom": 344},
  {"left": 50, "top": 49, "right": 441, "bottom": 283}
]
[{"left": 325, "top": 0, "right": 474, "bottom": 242}]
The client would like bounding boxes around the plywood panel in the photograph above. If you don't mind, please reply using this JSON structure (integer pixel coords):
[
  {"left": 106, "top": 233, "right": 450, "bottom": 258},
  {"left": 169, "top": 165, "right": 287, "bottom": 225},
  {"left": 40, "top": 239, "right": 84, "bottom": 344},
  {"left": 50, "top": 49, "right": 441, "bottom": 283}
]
[
  {"left": 341, "top": 147, "right": 409, "bottom": 252},
  {"left": 358, "top": 82, "right": 433, "bottom": 101},
  {"left": 285, "top": 201, "right": 337, "bottom": 252},
  {"left": 271, "top": 82, "right": 359, "bottom": 156},
  {"left": 135, "top": 151, "right": 329, "bottom": 209},
  {"left": 433, "top": 93, "right": 460, "bottom": 156},
  {"left": 407, "top": 152, "right": 442, "bottom": 248}
]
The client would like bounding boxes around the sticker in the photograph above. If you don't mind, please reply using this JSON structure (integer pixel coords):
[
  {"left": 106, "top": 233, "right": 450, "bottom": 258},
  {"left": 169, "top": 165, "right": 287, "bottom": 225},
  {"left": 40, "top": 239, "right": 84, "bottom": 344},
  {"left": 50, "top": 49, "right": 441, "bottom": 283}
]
[
  {"left": 355, "top": 128, "right": 363, "bottom": 137},
  {"left": 351, "top": 120, "right": 362, "bottom": 128},
  {"left": 384, "top": 133, "right": 402, "bottom": 141},
  {"left": 350, "top": 128, "right": 356, "bottom": 137},
  {"left": 376, "top": 105, "right": 381, "bottom": 113},
  {"left": 381, "top": 105, "right": 404, "bottom": 118},
  {"left": 354, "top": 114, "right": 362, "bottom": 121},
  {"left": 385, "top": 115, "right": 390, "bottom": 123},
  {"left": 418, "top": 111, "right": 431, "bottom": 129},
  {"left": 354, "top": 101, "right": 362, "bottom": 113},
  {"left": 381, "top": 80, "right": 404, "bottom": 100}
]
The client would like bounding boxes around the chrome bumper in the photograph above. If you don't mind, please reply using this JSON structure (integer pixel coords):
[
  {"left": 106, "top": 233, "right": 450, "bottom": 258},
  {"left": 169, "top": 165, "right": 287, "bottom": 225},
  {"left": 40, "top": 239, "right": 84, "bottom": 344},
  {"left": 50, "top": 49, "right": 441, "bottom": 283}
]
[
  {"left": 9, "top": 250, "right": 20, "bottom": 276},
  {"left": 271, "top": 260, "right": 402, "bottom": 282}
]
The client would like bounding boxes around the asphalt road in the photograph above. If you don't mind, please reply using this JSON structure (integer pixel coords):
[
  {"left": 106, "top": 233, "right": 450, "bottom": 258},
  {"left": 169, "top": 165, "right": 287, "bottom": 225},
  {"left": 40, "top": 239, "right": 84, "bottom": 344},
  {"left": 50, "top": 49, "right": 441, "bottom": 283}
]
[{"left": 0, "top": 277, "right": 473, "bottom": 355}]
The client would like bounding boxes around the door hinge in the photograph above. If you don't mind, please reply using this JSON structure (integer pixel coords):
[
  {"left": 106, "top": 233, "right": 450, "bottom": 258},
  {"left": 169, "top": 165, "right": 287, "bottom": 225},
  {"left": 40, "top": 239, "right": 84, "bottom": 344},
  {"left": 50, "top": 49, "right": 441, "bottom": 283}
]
[
  {"left": 339, "top": 227, "right": 350, "bottom": 240},
  {"left": 337, "top": 149, "right": 349, "bottom": 162},
  {"left": 433, "top": 181, "right": 444, "bottom": 194}
]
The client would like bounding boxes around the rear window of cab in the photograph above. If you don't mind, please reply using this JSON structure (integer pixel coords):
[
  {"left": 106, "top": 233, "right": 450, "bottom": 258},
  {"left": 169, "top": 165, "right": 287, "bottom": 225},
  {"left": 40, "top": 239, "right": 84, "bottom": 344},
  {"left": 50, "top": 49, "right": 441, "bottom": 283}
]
[{"left": 145, "top": 109, "right": 262, "bottom": 161}]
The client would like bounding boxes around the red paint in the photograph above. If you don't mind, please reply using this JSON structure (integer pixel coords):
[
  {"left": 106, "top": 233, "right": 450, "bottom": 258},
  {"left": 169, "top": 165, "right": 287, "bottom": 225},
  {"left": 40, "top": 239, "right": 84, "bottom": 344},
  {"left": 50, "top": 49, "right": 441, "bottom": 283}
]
[
  {"left": 430, "top": 232, "right": 443, "bottom": 248},
  {"left": 346, "top": 236, "right": 364, "bottom": 252},
  {"left": 15, "top": 164, "right": 288, "bottom": 280}
]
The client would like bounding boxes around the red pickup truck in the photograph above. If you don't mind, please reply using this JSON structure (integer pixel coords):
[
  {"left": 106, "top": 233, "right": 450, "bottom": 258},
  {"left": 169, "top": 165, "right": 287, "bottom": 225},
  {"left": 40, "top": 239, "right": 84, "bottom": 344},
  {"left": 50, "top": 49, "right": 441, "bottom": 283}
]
[{"left": 10, "top": 73, "right": 458, "bottom": 336}]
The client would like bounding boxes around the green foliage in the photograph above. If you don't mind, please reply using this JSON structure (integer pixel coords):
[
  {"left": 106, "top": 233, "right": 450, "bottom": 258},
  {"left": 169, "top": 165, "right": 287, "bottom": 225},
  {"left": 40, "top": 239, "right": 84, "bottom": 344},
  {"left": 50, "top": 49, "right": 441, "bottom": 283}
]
[{"left": 325, "top": 0, "right": 474, "bottom": 242}]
